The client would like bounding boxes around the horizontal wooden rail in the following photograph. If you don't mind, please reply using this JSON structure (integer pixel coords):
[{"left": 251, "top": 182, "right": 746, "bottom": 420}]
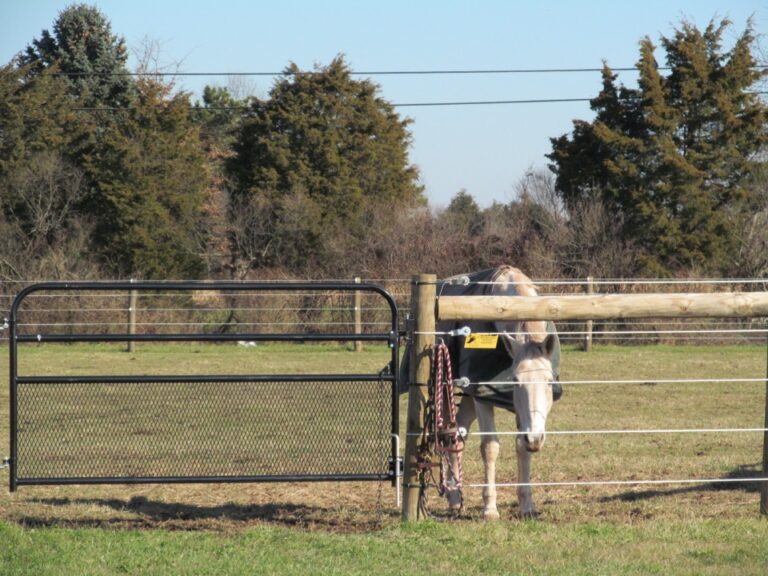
[{"left": 437, "top": 292, "right": 768, "bottom": 322}]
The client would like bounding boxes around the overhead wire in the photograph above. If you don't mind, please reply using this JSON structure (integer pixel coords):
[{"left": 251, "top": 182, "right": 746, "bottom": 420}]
[
  {"left": 48, "top": 67, "right": 661, "bottom": 78},
  {"left": 71, "top": 92, "right": 768, "bottom": 111},
  {"left": 50, "top": 65, "right": 768, "bottom": 77},
  {"left": 18, "top": 63, "right": 765, "bottom": 110}
]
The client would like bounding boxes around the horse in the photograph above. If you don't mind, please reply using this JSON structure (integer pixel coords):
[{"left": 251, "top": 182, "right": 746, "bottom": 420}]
[{"left": 401, "top": 265, "right": 561, "bottom": 519}]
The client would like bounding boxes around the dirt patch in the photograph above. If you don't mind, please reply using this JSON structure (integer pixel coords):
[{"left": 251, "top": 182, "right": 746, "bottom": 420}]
[{"left": 2, "top": 470, "right": 764, "bottom": 534}]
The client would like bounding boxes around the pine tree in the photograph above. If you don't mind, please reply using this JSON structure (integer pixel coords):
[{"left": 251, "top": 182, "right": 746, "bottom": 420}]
[
  {"left": 443, "top": 190, "right": 483, "bottom": 236},
  {"left": 0, "top": 64, "right": 93, "bottom": 229},
  {"left": 192, "top": 86, "right": 251, "bottom": 276},
  {"left": 230, "top": 56, "right": 424, "bottom": 273},
  {"left": 0, "top": 64, "right": 90, "bottom": 176},
  {"left": 19, "top": 3, "right": 132, "bottom": 107},
  {"left": 548, "top": 18, "right": 766, "bottom": 275},
  {"left": 86, "top": 79, "right": 208, "bottom": 278},
  {"left": 0, "top": 64, "right": 97, "bottom": 278}
]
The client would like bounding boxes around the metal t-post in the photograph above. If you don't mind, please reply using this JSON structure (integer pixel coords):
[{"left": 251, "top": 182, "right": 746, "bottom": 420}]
[
  {"left": 127, "top": 279, "right": 137, "bottom": 353},
  {"left": 354, "top": 277, "right": 363, "bottom": 352}
]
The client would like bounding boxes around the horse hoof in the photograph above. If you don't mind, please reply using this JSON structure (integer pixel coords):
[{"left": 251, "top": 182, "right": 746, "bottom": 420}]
[
  {"left": 483, "top": 509, "right": 500, "bottom": 521},
  {"left": 519, "top": 510, "right": 538, "bottom": 521},
  {"left": 447, "top": 492, "right": 463, "bottom": 512}
]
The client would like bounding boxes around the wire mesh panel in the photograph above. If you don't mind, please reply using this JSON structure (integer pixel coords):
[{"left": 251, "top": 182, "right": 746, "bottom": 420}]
[
  {"left": 16, "top": 377, "right": 392, "bottom": 483},
  {"left": 8, "top": 282, "right": 399, "bottom": 489}
]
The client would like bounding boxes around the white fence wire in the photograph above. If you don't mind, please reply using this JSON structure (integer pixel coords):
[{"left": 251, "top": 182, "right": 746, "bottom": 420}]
[{"left": 2, "top": 277, "right": 767, "bottom": 499}]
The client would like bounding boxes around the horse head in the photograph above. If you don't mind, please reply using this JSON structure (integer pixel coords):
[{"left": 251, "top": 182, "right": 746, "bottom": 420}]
[{"left": 507, "top": 334, "right": 557, "bottom": 452}]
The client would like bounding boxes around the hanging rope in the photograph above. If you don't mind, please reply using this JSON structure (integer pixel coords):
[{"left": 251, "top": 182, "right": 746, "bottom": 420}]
[{"left": 417, "top": 338, "right": 465, "bottom": 515}]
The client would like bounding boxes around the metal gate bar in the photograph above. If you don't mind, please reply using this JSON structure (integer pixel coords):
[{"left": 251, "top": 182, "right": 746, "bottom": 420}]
[{"left": 9, "top": 281, "right": 399, "bottom": 491}]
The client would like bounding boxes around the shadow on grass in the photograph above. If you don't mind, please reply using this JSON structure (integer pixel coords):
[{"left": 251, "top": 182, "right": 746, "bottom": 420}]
[
  {"left": 598, "top": 463, "right": 765, "bottom": 504},
  {"left": 18, "top": 496, "right": 398, "bottom": 532}
]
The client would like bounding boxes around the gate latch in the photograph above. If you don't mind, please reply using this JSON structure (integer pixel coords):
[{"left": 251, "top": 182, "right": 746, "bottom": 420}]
[{"left": 388, "top": 456, "right": 404, "bottom": 478}]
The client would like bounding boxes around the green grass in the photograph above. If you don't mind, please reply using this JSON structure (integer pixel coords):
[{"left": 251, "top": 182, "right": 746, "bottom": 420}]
[
  {"left": 1, "top": 343, "right": 767, "bottom": 574},
  {"left": 1, "top": 519, "right": 767, "bottom": 575}
]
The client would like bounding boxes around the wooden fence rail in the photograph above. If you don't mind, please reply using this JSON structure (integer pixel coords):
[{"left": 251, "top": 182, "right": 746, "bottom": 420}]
[
  {"left": 402, "top": 281, "right": 768, "bottom": 520},
  {"left": 437, "top": 292, "right": 768, "bottom": 322}
]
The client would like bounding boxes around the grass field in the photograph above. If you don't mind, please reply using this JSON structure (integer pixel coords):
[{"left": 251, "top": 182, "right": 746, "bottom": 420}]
[{"left": 1, "top": 342, "right": 768, "bottom": 574}]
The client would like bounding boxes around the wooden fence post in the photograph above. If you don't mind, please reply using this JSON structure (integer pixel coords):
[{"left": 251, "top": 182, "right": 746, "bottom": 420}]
[
  {"left": 127, "top": 279, "right": 137, "bottom": 353},
  {"left": 761, "top": 335, "right": 768, "bottom": 516},
  {"left": 353, "top": 277, "right": 363, "bottom": 353},
  {"left": 584, "top": 276, "right": 594, "bottom": 352},
  {"left": 401, "top": 273, "right": 436, "bottom": 521}
]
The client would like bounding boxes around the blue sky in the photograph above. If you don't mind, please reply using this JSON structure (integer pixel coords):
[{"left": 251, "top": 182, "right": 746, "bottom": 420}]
[{"left": 1, "top": 1, "right": 764, "bottom": 207}]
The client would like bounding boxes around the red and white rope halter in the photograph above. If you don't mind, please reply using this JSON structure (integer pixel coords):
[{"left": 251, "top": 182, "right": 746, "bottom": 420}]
[{"left": 432, "top": 339, "right": 464, "bottom": 498}]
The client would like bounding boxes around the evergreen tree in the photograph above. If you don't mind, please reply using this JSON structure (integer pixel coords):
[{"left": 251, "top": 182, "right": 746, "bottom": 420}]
[
  {"left": 192, "top": 86, "right": 252, "bottom": 276},
  {"left": 86, "top": 79, "right": 208, "bottom": 278},
  {"left": 5, "top": 5, "right": 209, "bottom": 280},
  {"left": 0, "top": 64, "right": 97, "bottom": 278},
  {"left": 19, "top": 3, "right": 132, "bottom": 107},
  {"left": 230, "top": 56, "right": 424, "bottom": 272},
  {"left": 194, "top": 86, "right": 249, "bottom": 152},
  {"left": 442, "top": 190, "right": 484, "bottom": 236},
  {"left": 0, "top": 64, "right": 91, "bottom": 176},
  {"left": 0, "top": 64, "right": 91, "bottom": 229},
  {"left": 548, "top": 18, "right": 766, "bottom": 275}
]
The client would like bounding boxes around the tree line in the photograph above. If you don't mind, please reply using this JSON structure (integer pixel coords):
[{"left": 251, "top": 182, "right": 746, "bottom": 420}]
[{"left": 1, "top": 4, "right": 765, "bottom": 284}]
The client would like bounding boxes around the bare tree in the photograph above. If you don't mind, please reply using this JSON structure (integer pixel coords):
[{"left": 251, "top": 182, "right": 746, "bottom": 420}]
[
  {"left": 731, "top": 165, "right": 768, "bottom": 278},
  {"left": 735, "top": 210, "right": 768, "bottom": 278},
  {"left": 7, "top": 152, "right": 84, "bottom": 244},
  {"left": 0, "top": 152, "right": 99, "bottom": 280},
  {"left": 561, "top": 198, "right": 638, "bottom": 279},
  {"left": 132, "top": 35, "right": 184, "bottom": 89},
  {"left": 516, "top": 168, "right": 567, "bottom": 222},
  {"left": 226, "top": 75, "right": 262, "bottom": 101}
]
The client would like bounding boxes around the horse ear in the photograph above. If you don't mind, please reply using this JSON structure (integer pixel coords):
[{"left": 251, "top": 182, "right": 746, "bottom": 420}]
[
  {"left": 501, "top": 335, "right": 523, "bottom": 359},
  {"left": 542, "top": 334, "right": 557, "bottom": 359}
]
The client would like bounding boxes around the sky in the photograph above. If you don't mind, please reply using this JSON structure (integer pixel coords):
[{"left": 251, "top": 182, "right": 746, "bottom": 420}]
[{"left": 1, "top": 0, "right": 765, "bottom": 208}]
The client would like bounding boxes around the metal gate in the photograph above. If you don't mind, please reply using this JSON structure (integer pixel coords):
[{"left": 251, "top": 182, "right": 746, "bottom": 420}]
[{"left": 8, "top": 281, "right": 400, "bottom": 490}]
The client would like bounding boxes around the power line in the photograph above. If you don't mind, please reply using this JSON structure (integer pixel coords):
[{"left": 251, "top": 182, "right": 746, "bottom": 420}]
[
  {"left": 394, "top": 98, "right": 591, "bottom": 107},
  {"left": 54, "top": 67, "right": 653, "bottom": 78},
  {"left": 392, "top": 93, "right": 768, "bottom": 107},
  {"left": 72, "top": 91, "right": 767, "bottom": 111},
  {"left": 75, "top": 98, "right": 593, "bottom": 112},
  {"left": 51, "top": 65, "right": 768, "bottom": 78}
]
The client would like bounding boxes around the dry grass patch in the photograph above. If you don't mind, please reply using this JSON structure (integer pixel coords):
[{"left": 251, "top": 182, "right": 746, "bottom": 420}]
[{"left": 0, "top": 342, "right": 766, "bottom": 532}]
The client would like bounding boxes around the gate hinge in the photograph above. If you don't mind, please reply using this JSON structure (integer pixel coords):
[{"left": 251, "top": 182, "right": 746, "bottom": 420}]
[{"left": 388, "top": 456, "right": 404, "bottom": 478}]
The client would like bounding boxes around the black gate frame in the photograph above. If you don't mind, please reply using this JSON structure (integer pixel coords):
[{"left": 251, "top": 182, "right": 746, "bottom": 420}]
[{"left": 8, "top": 281, "right": 400, "bottom": 491}]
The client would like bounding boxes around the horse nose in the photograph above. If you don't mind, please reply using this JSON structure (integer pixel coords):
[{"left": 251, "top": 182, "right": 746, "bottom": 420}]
[
  {"left": 525, "top": 432, "right": 545, "bottom": 452},
  {"left": 525, "top": 412, "right": 547, "bottom": 451}
]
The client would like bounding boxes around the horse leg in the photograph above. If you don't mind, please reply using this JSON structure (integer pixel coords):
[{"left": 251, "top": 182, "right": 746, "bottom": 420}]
[
  {"left": 446, "top": 395, "right": 475, "bottom": 512},
  {"left": 516, "top": 433, "right": 535, "bottom": 518},
  {"left": 475, "top": 399, "right": 500, "bottom": 520}
]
